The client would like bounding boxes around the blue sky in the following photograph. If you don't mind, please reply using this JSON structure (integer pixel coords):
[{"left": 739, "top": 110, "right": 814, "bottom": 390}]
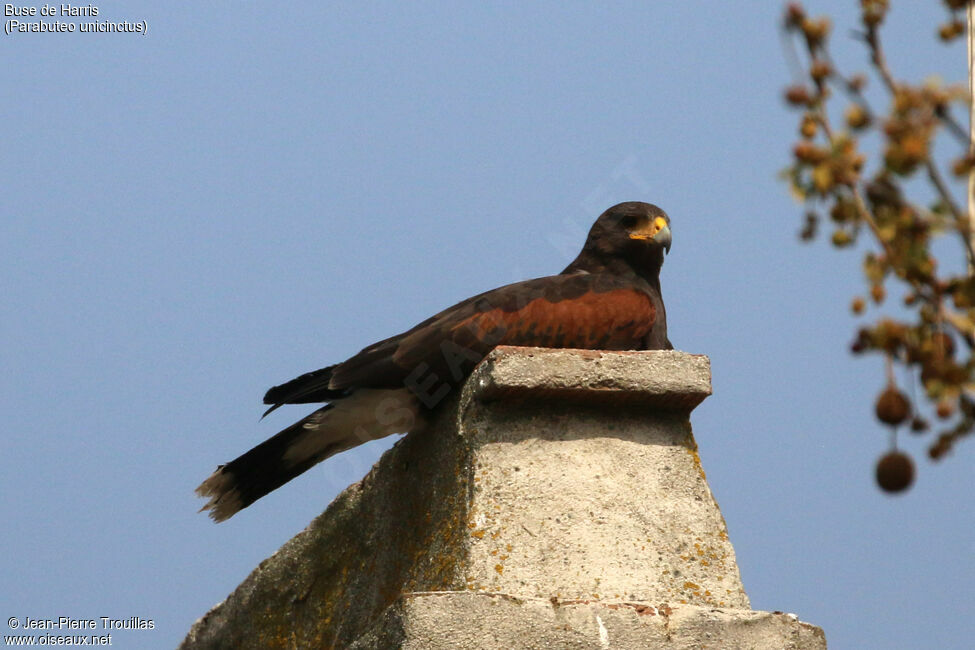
[{"left": 2, "top": 2, "right": 972, "bottom": 648}]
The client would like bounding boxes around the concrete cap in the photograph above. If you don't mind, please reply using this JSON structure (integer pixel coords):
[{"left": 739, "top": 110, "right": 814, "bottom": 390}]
[{"left": 470, "top": 347, "right": 712, "bottom": 412}]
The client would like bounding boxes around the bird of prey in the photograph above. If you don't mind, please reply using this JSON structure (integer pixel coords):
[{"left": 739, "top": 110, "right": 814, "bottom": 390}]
[{"left": 197, "top": 201, "right": 673, "bottom": 521}]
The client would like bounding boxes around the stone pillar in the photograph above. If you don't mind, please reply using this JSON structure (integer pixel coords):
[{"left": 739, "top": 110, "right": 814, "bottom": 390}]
[{"left": 181, "top": 348, "right": 826, "bottom": 649}]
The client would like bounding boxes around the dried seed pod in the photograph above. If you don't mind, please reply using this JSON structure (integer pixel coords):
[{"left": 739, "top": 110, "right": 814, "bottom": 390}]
[
  {"left": 801, "top": 16, "right": 831, "bottom": 47},
  {"left": 936, "top": 398, "right": 955, "bottom": 420},
  {"left": 875, "top": 386, "right": 910, "bottom": 426},
  {"left": 810, "top": 60, "right": 832, "bottom": 81},
  {"left": 870, "top": 284, "right": 886, "bottom": 304},
  {"left": 800, "top": 114, "right": 818, "bottom": 139},
  {"left": 785, "top": 85, "right": 812, "bottom": 106},
  {"left": 845, "top": 104, "right": 869, "bottom": 129},
  {"left": 938, "top": 20, "right": 964, "bottom": 42},
  {"left": 928, "top": 435, "right": 950, "bottom": 460},
  {"left": 831, "top": 229, "right": 853, "bottom": 247},
  {"left": 784, "top": 3, "right": 805, "bottom": 28},
  {"left": 875, "top": 451, "right": 914, "bottom": 493},
  {"left": 794, "top": 141, "right": 828, "bottom": 164},
  {"left": 850, "top": 328, "right": 872, "bottom": 354}
]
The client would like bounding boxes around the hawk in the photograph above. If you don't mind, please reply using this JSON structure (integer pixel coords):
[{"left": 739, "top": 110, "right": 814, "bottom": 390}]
[{"left": 197, "top": 201, "right": 673, "bottom": 521}]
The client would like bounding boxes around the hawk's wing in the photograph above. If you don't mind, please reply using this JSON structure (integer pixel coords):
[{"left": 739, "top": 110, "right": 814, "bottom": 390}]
[{"left": 263, "top": 272, "right": 660, "bottom": 412}]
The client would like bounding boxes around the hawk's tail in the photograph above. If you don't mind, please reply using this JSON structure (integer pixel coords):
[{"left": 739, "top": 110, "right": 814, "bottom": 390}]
[
  {"left": 196, "top": 389, "right": 420, "bottom": 522},
  {"left": 196, "top": 405, "right": 342, "bottom": 522}
]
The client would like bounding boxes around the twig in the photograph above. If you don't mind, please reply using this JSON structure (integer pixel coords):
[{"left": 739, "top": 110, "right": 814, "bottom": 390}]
[
  {"left": 865, "top": 23, "right": 898, "bottom": 94},
  {"left": 848, "top": 186, "right": 897, "bottom": 263},
  {"left": 936, "top": 105, "right": 970, "bottom": 144},
  {"left": 926, "top": 159, "right": 965, "bottom": 220},
  {"left": 780, "top": 25, "right": 808, "bottom": 83},
  {"left": 924, "top": 159, "right": 975, "bottom": 265}
]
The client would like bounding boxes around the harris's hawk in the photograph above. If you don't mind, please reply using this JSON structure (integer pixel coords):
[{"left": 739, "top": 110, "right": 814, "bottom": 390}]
[{"left": 197, "top": 201, "right": 673, "bottom": 521}]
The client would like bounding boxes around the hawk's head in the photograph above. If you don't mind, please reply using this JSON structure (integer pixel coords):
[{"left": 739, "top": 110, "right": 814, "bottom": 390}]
[{"left": 576, "top": 201, "right": 672, "bottom": 277}]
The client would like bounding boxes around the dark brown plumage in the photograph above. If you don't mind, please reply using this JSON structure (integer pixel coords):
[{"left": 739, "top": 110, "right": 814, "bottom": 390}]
[{"left": 197, "top": 201, "right": 673, "bottom": 521}]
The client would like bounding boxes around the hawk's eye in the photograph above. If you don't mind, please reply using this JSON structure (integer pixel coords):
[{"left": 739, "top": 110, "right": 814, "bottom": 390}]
[{"left": 620, "top": 215, "right": 639, "bottom": 228}]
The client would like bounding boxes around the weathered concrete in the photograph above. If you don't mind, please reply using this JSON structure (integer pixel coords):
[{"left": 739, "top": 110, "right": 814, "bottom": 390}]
[
  {"left": 457, "top": 353, "right": 745, "bottom": 608},
  {"left": 351, "top": 592, "right": 827, "bottom": 650},
  {"left": 182, "top": 348, "right": 825, "bottom": 649}
]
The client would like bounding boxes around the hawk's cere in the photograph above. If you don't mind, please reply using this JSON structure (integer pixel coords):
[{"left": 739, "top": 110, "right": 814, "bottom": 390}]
[{"left": 197, "top": 202, "right": 674, "bottom": 521}]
